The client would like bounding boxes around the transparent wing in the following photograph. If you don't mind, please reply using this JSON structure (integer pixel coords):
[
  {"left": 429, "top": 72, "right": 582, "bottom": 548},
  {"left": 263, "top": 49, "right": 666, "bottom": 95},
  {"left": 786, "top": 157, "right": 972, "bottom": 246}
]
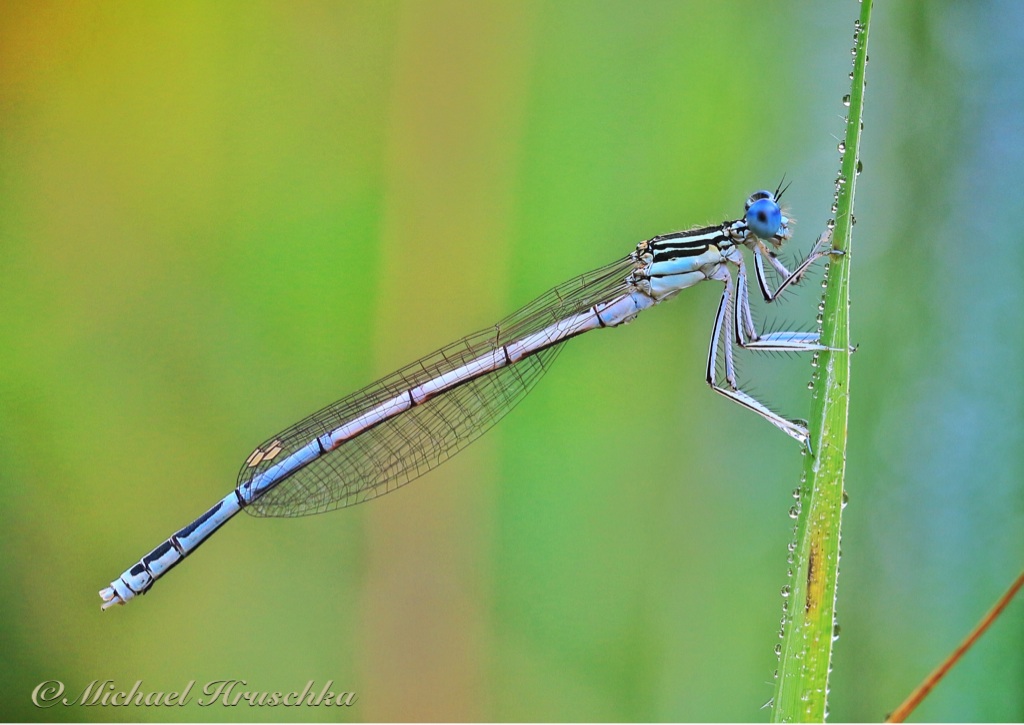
[{"left": 240, "top": 255, "right": 636, "bottom": 517}]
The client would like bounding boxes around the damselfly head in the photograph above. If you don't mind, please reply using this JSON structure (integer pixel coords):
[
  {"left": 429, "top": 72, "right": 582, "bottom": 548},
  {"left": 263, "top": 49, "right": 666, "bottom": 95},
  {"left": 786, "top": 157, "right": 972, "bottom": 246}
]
[{"left": 744, "top": 190, "right": 790, "bottom": 245}]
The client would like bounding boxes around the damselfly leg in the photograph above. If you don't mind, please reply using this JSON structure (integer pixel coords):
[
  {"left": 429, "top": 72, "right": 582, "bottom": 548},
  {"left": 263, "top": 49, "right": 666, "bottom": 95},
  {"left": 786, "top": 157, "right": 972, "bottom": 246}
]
[
  {"left": 705, "top": 230, "right": 840, "bottom": 447},
  {"left": 739, "top": 230, "right": 846, "bottom": 352},
  {"left": 752, "top": 229, "right": 839, "bottom": 303},
  {"left": 705, "top": 265, "right": 814, "bottom": 445}
]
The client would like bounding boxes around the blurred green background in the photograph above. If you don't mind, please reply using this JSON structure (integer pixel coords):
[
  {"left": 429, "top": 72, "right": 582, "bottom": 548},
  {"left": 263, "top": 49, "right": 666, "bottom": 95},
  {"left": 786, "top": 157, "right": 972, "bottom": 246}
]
[{"left": 2, "top": 1, "right": 1022, "bottom": 721}]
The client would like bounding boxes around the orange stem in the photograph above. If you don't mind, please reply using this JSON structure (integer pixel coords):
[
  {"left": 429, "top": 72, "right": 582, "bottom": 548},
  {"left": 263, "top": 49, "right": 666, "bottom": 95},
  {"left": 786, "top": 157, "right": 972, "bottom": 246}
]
[{"left": 885, "top": 569, "right": 1024, "bottom": 722}]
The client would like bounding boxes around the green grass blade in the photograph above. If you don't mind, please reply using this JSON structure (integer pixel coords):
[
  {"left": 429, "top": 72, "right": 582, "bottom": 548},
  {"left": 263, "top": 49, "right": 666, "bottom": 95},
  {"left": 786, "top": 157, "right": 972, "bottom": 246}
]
[{"left": 770, "top": 1, "right": 871, "bottom": 721}]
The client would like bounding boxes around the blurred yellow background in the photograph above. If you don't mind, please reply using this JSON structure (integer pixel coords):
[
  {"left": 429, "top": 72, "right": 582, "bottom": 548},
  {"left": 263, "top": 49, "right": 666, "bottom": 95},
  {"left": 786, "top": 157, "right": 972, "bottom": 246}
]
[{"left": 1, "top": 1, "right": 1022, "bottom": 721}]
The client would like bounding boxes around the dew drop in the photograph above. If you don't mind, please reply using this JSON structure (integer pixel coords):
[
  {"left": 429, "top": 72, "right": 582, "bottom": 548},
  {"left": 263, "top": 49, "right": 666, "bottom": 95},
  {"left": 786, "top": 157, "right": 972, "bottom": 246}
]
[
  {"left": 833, "top": 623, "right": 842, "bottom": 641},
  {"left": 856, "top": 159, "right": 864, "bottom": 175},
  {"left": 842, "top": 490, "right": 850, "bottom": 508},
  {"left": 789, "top": 505, "right": 800, "bottom": 519},
  {"left": 775, "top": 643, "right": 783, "bottom": 656},
  {"left": 793, "top": 487, "right": 802, "bottom": 500},
  {"left": 806, "top": 381, "right": 815, "bottom": 390},
  {"left": 837, "top": 140, "right": 846, "bottom": 154},
  {"left": 781, "top": 585, "right": 791, "bottom": 598}
]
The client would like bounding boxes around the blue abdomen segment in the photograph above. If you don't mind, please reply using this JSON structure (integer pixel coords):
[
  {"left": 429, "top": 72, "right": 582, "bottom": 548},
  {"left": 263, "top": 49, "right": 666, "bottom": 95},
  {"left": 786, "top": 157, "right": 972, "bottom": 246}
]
[
  {"left": 237, "top": 439, "right": 323, "bottom": 503},
  {"left": 100, "top": 491, "right": 244, "bottom": 608}
]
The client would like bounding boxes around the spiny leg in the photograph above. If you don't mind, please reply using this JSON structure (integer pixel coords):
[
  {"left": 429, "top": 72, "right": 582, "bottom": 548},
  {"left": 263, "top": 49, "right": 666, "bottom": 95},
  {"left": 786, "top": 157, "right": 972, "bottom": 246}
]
[
  {"left": 704, "top": 266, "right": 810, "bottom": 445},
  {"left": 735, "top": 256, "right": 829, "bottom": 352},
  {"left": 753, "top": 228, "right": 839, "bottom": 303}
]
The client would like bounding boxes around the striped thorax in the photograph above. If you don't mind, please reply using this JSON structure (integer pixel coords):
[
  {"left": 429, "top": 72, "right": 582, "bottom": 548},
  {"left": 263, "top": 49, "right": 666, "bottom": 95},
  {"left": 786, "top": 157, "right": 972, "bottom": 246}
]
[{"left": 631, "top": 190, "right": 793, "bottom": 302}]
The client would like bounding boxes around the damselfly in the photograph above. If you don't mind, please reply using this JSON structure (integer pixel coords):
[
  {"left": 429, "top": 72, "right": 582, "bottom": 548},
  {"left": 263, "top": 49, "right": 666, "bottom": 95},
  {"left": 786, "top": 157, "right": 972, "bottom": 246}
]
[{"left": 100, "top": 188, "right": 836, "bottom": 609}]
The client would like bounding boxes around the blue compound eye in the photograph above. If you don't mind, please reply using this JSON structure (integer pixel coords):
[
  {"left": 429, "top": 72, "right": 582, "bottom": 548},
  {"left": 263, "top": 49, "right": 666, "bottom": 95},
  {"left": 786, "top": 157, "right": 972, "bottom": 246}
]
[
  {"left": 744, "top": 189, "right": 773, "bottom": 211},
  {"left": 745, "top": 196, "right": 782, "bottom": 240}
]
